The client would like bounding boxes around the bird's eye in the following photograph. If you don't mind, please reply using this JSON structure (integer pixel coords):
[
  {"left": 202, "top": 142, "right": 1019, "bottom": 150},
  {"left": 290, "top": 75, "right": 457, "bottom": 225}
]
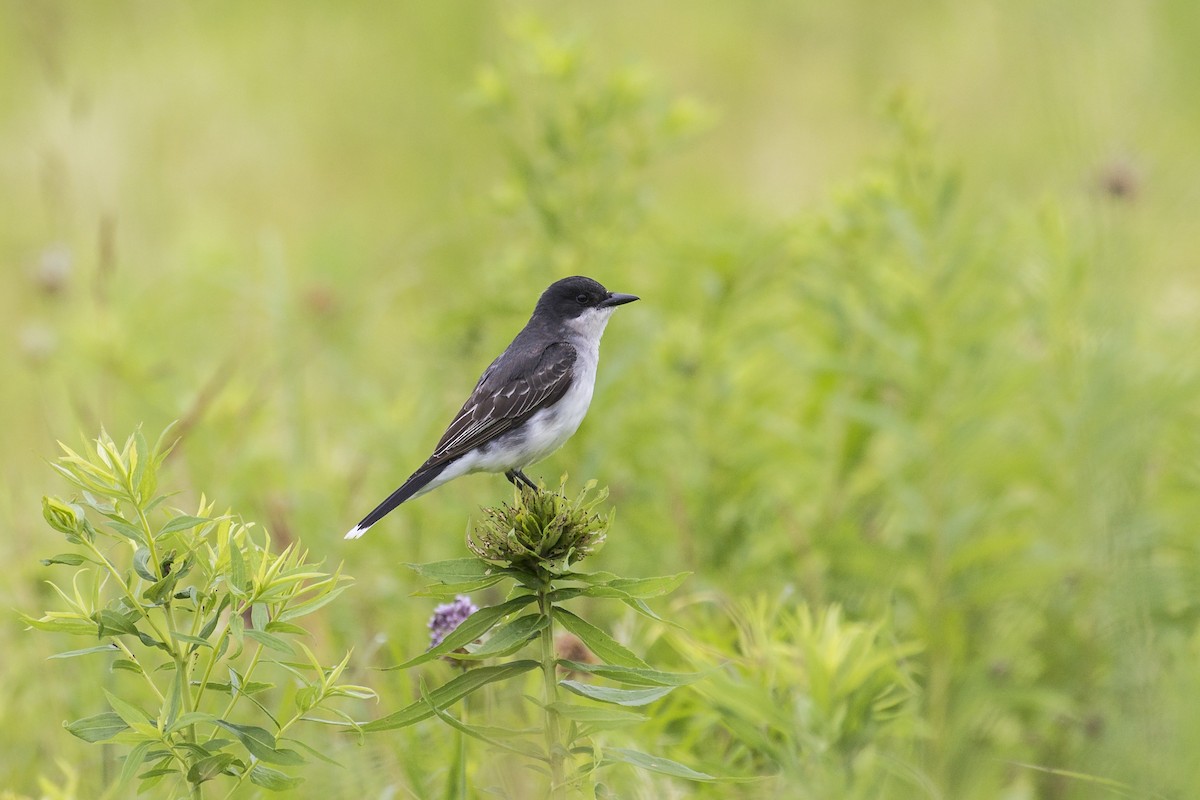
[{"left": 576, "top": 293, "right": 591, "bottom": 305}]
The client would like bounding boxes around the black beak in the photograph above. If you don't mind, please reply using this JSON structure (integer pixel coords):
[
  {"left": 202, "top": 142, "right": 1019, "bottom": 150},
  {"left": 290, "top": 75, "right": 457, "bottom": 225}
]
[{"left": 601, "top": 292, "right": 639, "bottom": 307}]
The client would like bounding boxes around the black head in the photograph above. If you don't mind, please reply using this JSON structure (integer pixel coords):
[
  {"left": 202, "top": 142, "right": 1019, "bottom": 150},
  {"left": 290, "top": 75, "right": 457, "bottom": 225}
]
[{"left": 533, "top": 276, "right": 639, "bottom": 321}]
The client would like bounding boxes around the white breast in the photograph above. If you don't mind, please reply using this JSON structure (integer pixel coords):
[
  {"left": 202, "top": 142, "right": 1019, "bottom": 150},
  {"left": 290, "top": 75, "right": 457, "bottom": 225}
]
[
  {"left": 517, "top": 344, "right": 598, "bottom": 465},
  {"left": 464, "top": 306, "right": 612, "bottom": 474}
]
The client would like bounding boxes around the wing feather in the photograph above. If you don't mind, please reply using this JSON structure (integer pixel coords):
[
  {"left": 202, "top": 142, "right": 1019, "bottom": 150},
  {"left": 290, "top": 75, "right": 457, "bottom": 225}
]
[{"left": 424, "top": 341, "right": 577, "bottom": 466}]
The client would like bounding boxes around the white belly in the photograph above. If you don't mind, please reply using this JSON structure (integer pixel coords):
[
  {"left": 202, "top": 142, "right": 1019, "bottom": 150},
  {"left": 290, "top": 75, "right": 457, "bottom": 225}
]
[{"left": 507, "top": 374, "right": 595, "bottom": 466}]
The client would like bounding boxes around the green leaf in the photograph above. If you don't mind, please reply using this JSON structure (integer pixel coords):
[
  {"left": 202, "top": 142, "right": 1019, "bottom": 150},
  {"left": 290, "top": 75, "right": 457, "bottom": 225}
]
[
  {"left": 549, "top": 574, "right": 690, "bottom": 605},
  {"left": 132, "top": 427, "right": 150, "bottom": 501},
  {"left": 327, "top": 684, "right": 377, "bottom": 700},
  {"left": 40, "top": 553, "right": 89, "bottom": 567},
  {"left": 264, "top": 620, "right": 309, "bottom": 636},
  {"left": 589, "top": 573, "right": 690, "bottom": 599},
  {"left": 118, "top": 740, "right": 154, "bottom": 785},
  {"left": 383, "top": 596, "right": 536, "bottom": 671},
  {"left": 151, "top": 422, "right": 180, "bottom": 464},
  {"left": 282, "top": 737, "right": 343, "bottom": 767},
  {"left": 249, "top": 764, "right": 304, "bottom": 791},
  {"left": 172, "top": 632, "right": 214, "bottom": 649},
  {"left": 622, "top": 598, "right": 681, "bottom": 627},
  {"left": 557, "top": 660, "right": 702, "bottom": 687},
  {"left": 112, "top": 658, "right": 143, "bottom": 674},
  {"left": 65, "top": 711, "right": 129, "bottom": 742},
  {"left": 142, "top": 572, "right": 181, "bottom": 605},
  {"left": 245, "top": 629, "right": 295, "bottom": 655},
  {"left": 603, "top": 748, "right": 717, "bottom": 782},
  {"left": 167, "top": 711, "right": 218, "bottom": 734},
  {"left": 251, "top": 603, "right": 269, "bottom": 631},
  {"left": 228, "top": 666, "right": 243, "bottom": 695},
  {"left": 228, "top": 542, "right": 249, "bottom": 595},
  {"left": 559, "top": 570, "right": 620, "bottom": 584},
  {"left": 21, "top": 614, "right": 97, "bottom": 636},
  {"left": 175, "top": 742, "right": 214, "bottom": 760},
  {"left": 545, "top": 701, "right": 646, "bottom": 726},
  {"left": 559, "top": 681, "right": 674, "bottom": 707},
  {"left": 48, "top": 643, "right": 119, "bottom": 659},
  {"left": 215, "top": 721, "right": 305, "bottom": 765},
  {"left": 136, "top": 631, "right": 172, "bottom": 652},
  {"left": 137, "top": 756, "right": 176, "bottom": 791},
  {"left": 42, "top": 495, "right": 83, "bottom": 535},
  {"left": 95, "top": 608, "right": 141, "bottom": 638},
  {"left": 187, "top": 753, "right": 238, "bottom": 784},
  {"left": 544, "top": 586, "right": 586, "bottom": 603},
  {"left": 159, "top": 515, "right": 210, "bottom": 536},
  {"left": 276, "top": 583, "right": 351, "bottom": 622},
  {"left": 224, "top": 613, "right": 243, "bottom": 660},
  {"left": 196, "top": 680, "right": 273, "bottom": 696},
  {"left": 359, "top": 660, "right": 539, "bottom": 732},
  {"left": 132, "top": 547, "right": 158, "bottom": 581},
  {"left": 293, "top": 686, "right": 319, "bottom": 713},
  {"left": 139, "top": 766, "right": 176, "bottom": 780},
  {"left": 410, "top": 575, "right": 507, "bottom": 597},
  {"left": 105, "top": 519, "right": 147, "bottom": 545},
  {"left": 199, "top": 596, "right": 230, "bottom": 639},
  {"left": 104, "top": 689, "right": 151, "bottom": 727},
  {"left": 162, "top": 669, "right": 184, "bottom": 731},
  {"left": 552, "top": 608, "right": 649, "bottom": 669},
  {"left": 460, "top": 613, "right": 547, "bottom": 659},
  {"left": 404, "top": 558, "right": 500, "bottom": 583}
]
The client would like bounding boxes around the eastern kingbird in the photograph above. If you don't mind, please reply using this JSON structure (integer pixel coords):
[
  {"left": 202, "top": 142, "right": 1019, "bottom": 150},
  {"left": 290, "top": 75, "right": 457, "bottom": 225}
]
[{"left": 345, "top": 276, "right": 638, "bottom": 540}]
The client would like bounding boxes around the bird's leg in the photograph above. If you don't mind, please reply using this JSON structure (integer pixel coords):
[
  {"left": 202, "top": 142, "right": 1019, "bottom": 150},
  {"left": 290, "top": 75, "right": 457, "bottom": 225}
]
[{"left": 505, "top": 469, "right": 540, "bottom": 493}]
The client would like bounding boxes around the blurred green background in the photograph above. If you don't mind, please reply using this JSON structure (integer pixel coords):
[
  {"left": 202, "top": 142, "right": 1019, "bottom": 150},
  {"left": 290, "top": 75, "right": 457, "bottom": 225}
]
[{"left": 3, "top": 1, "right": 1200, "bottom": 797}]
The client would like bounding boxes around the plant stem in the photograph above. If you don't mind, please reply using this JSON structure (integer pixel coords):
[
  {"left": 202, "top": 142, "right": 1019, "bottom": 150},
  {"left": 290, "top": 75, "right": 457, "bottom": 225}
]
[
  {"left": 132, "top": 497, "right": 187, "bottom": 660},
  {"left": 219, "top": 642, "right": 265, "bottom": 720},
  {"left": 458, "top": 704, "right": 468, "bottom": 800},
  {"left": 192, "top": 598, "right": 250, "bottom": 714},
  {"left": 110, "top": 639, "right": 166, "bottom": 703},
  {"left": 538, "top": 588, "right": 565, "bottom": 799},
  {"left": 133, "top": 500, "right": 162, "bottom": 578},
  {"left": 82, "top": 537, "right": 174, "bottom": 651}
]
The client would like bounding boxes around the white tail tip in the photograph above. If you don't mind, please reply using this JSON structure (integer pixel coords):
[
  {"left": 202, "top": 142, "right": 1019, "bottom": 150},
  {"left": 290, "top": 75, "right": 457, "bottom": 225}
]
[{"left": 344, "top": 525, "right": 368, "bottom": 540}]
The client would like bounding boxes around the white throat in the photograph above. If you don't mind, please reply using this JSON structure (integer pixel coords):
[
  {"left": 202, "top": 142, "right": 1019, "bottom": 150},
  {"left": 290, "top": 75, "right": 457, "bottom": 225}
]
[{"left": 564, "top": 306, "right": 615, "bottom": 348}]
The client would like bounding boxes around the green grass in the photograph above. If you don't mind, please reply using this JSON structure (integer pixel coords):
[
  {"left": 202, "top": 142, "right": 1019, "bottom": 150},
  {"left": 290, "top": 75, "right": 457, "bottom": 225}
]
[{"left": 2, "top": 2, "right": 1199, "bottom": 797}]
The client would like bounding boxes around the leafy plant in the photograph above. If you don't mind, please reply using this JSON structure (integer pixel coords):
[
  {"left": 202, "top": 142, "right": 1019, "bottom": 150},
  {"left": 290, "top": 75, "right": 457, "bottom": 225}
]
[
  {"left": 358, "top": 480, "right": 712, "bottom": 798},
  {"left": 647, "top": 594, "right": 921, "bottom": 798},
  {"left": 24, "top": 428, "right": 372, "bottom": 797}
]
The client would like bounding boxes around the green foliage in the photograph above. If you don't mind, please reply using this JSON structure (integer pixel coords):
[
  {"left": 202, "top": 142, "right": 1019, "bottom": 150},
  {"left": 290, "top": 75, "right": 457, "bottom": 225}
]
[
  {"left": 24, "top": 429, "right": 372, "bottom": 797},
  {"left": 645, "top": 595, "right": 919, "bottom": 797},
  {"left": 3, "top": 5, "right": 1200, "bottom": 799},
  {"left": 363, "top": 482, "right": 713, "bottom": 797}
]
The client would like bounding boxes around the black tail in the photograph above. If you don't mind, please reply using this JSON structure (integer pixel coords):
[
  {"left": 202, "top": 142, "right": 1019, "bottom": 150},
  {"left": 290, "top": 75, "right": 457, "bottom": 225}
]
[{"left": 344, "top": 462, "right": 448, "bottom": 539}]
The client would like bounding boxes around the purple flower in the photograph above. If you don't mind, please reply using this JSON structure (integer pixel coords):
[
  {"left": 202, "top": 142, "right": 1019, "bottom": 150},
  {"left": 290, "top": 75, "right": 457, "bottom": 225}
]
[{"left": 428, "top": 595, "right": 478, "bottom": 649}]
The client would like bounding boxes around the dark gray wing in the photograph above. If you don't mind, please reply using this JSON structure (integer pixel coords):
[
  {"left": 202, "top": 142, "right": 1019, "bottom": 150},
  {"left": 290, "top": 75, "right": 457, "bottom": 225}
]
[{"left": 424, "top": 341, "right": 577, "bottom": 467}]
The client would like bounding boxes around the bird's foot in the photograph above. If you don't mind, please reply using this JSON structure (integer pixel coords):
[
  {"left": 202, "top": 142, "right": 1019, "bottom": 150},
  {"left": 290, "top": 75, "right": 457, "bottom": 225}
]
[{"left": 504, "top": 469, "right": 540, "bottom": 493}]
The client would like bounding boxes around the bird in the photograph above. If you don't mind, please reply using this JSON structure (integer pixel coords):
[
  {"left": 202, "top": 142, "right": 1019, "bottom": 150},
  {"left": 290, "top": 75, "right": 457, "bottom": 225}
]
[{"left": 345, "top": 275, "right": 639, "bottom": 539}]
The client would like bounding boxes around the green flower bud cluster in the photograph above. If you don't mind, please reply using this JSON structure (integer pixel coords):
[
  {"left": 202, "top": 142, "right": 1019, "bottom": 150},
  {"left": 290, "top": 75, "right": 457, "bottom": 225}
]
[{"left": 468, "top": 480, "right": 611, "bottom": 574}]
